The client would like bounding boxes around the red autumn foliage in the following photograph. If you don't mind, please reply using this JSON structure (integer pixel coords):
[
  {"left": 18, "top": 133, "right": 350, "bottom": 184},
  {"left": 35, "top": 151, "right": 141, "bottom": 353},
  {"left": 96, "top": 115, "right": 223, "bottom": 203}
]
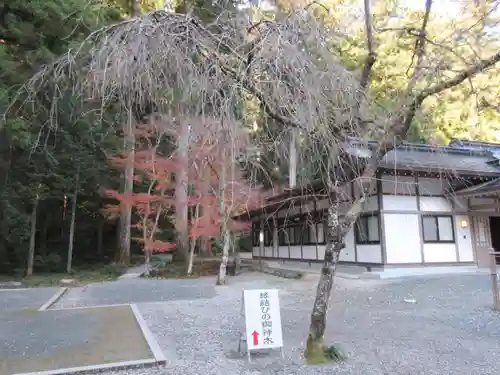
[
  {"left": 103, "top": 123, "right": 177, "bottom": 256},
  {"left": 105, "top": 119, "right": 265, "bottom": 260},
  {"left": 185, "top": 133, "right": 263, "bottom": 244}
]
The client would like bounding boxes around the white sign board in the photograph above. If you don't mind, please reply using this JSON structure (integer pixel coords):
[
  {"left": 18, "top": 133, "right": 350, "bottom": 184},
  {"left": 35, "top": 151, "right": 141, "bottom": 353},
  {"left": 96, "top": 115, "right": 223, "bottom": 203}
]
[{"left": 243, "top": 289, "right": 283, "bottom": 350}]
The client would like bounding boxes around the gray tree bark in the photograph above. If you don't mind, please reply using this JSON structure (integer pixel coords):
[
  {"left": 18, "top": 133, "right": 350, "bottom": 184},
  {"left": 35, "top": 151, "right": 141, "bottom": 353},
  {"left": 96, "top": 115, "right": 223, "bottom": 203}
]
[
  {"left": 117, "top": 112, "right": 135, "bottom": 265},
  {"left": 26, "top": 194, "right": 39, "bottom": 276},
  {"left": 174, "top": 120, "right": 190, "bottom": 266},
  {"left": 67, "top": 167, "right": 80, "bottom": 274}
]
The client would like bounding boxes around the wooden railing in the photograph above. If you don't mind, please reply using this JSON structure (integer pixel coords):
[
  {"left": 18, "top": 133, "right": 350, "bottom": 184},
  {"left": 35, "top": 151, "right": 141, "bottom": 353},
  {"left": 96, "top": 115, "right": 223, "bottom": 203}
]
[{"left": 489, "top": 250, "right": 500, "bottom": 311}]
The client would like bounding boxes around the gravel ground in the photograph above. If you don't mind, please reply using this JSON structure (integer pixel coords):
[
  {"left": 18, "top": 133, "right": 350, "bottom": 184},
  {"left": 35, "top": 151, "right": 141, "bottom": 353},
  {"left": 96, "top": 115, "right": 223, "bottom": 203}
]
[
  {"left": 51, "top": 277, "right": 217, "bottom": 309},
  {"left": 96, "top": 272, "right": 500, "bottom": 375}
]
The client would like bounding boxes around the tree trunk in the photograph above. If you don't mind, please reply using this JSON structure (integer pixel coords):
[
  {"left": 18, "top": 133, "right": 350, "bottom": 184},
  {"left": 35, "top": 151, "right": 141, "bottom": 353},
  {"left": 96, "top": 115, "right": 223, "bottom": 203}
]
[
  {"left": 187, "top": 202, "right": 200, "bottom": 275},
  {"left": 305, "top": 205, "right": 344, "bottom": 362},
  {"left": 117, "top": 113, "right": 135, "bottom": 265},
  {"left": 97, "top": 217, "right": 104, "bottom": 258},
  {"left": 216, "top": 148, "right": 229, "bottom": 286},
  {"left": 40, "top": 215, "right": 49, "bottom": 257},
  {"left": 187, "top": 237, "right": 196, "bottom": 275},
  {"left": 143, "top": 246, "right": 151, "bottom": 276},
  {"left": 67, "top": 167, "right": 79, "bottom": 274},
  {"left": 289, "top": 128, "right": 297, "bottom": 188},
  {"left": 174, "top": 120, "right": 190, "bottom": 266},
  {"left": 26, "top": 194, "right": 39, "bottom": 276},
  {"left": 217, "top": 229, "right": 231, "bottom": 285},
  {"left": 132, "top": 0, "right": 141, "bottom": 17}
]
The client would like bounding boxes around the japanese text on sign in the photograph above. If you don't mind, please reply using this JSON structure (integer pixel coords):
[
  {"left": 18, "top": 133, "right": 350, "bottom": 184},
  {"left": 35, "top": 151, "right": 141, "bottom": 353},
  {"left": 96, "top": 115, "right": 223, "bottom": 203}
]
[
  {"left": 260, "top": 291, "right": 273, "bottom": 345},
  {"left": 243, "top": 289, "right": 284, "bottom": 350}
]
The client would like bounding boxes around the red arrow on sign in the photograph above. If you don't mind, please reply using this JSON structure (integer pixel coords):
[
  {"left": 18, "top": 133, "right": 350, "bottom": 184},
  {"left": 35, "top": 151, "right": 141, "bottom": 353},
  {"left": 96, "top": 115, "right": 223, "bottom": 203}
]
[{"left": 251, "top": 330, "right": 259, "bottom": 345}]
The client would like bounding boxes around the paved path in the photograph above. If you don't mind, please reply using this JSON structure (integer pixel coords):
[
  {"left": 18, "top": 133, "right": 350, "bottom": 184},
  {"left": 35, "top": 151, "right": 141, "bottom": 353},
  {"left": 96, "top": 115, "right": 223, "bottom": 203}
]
[
  {"left": 0, "top": 288, "right": 152, "bottom": 375},
  {"left": 52, "top": 277, "right": 217, "bottom": 309}
]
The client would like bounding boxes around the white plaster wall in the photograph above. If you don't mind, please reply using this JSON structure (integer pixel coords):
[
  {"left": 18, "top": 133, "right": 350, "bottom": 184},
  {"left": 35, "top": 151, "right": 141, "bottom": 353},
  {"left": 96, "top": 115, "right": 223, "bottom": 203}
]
[
  {"left": 302, "top": 246, "right": 318, "bottom": 260},
  {"left": 264, "top": 247, "right": 273, "bottom": 257},
  {"left": 354, "top": 180, "right": 377, "bottom": 197},
  {"left": 423, "top": 244, "right": 457, "bottom": 263},
  {"left": 252, "top": 246, "right": 259, "bottom": 256},
  {"left": 278, "top": 246, "right": 289, "bottom": 258},
  {"left": 289, "top": 246, "right": 302, "bottom": 259},
  {"left": 339, "top": 227, "right": 356, "bottom": 262},
  {"left": 419, "top": 197, "right": 453, "bottom": 212},
  {"left": 356, "top": 245, "right": 382, "bottom": 263},
  {"left": 384, "top": 213, "right": 422, "bottom": 263},
  {"left": 317, "top": 245, "right": 326, "bottom": 260},
  {"left": 316, "top": 199, "right": 331, "bottom": 210},
  {"left": 418, "top": 177, "right": 450, "bottom": 196},
  {"left": 363, "top": 196, "right": 379, "bottom": 212},
  {"left": 273, "top": 228, "right": 278, "bottom": 255},
  {"left": 455, "top": 215, "right": 474, "bottom": 262},
  {"left": 452, "top": 197, "right": 469, "bottom": 212},
  {"left": 381, "top": 175, "right": 416, "bottom": 195},
  {"left": 383, "top": 195, "right": 418, "bottom": 211},
  {"left": 337, "top": 183, "right": 352, "bottom": 201},
  {"left": 469, "top": 197, "right": 497, "bottom": 212}
]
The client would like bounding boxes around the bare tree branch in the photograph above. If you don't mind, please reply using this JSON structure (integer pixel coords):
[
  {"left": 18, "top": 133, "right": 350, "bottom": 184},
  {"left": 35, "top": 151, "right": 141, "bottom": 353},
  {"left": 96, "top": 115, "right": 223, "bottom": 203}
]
[
  {"left": 407, "top": 0, "right": 433, "bottom": 79},
  {"left": 360, "top": 0, "right": 376, "bottom": 90}
]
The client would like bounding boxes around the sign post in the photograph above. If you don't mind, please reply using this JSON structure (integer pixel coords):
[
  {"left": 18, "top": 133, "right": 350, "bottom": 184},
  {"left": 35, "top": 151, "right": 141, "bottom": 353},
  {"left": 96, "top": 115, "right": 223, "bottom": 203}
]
[{"left": 240, "top": 289, "right": 284, "bottom": 362}]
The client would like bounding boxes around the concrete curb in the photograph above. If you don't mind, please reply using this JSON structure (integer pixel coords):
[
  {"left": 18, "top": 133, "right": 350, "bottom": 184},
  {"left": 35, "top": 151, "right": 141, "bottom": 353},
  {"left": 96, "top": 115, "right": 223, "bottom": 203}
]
[
  {"left": 130, "top": 303, "right": 167, "bottom": 365},
  {"left": 12, "top": 358, "right": 158, "bottom": 375},
  {"left": 39, "top": 287, "right": 68, "bottom": 311},
  {"left": 49, "top": 303, "right": 131, "bottom": 311}
]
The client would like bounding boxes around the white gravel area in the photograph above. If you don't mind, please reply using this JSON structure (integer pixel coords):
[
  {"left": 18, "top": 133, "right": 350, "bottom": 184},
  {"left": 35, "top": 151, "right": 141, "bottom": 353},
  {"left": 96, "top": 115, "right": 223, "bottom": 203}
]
[{"left": 86, "top": 273, "right": 500, "bottom": 375}]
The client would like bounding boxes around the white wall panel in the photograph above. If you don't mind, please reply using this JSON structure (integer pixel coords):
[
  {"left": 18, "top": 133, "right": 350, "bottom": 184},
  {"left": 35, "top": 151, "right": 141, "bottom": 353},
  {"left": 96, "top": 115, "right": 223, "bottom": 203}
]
[
  {"left": 455, "top": 215, "right": 474, "bottom": 262},
  {"left": 423, "top": 244, "right": 457, "bottom": 263},
  {"left": 317, "top": 245, "right": 325, "bottom": 260},
  {"left": 381, "top": 175, "right": 416, "bottom": 195},
  {"left": 302, "top": 246, "right": 318, "bottom": 260},
  {"left": 384, "top": 213, "right": 422, "bottom": 263},
  {"left": 340, "top": 227, "right": 356, "bottom": 261},
  {"left": 363, "top": 196, "right": 379, "bottom": 212},
  {"left": 278, "top": 246, "right": 289, "bottom": 258},
  {"left": 418, "top": 177, "right": 450, "bottom": 196},
  {"left": 289, "top": 246, "right": 302, "bottom": 259},
  {"left": 383, "top": 195, "right": 418, "bottom": 211},
  {"left": 419, "top": 197, "right": 453, "bottom": 212},
  {"left": 356, "top": 245, "right": 382, "bottom": 263}
]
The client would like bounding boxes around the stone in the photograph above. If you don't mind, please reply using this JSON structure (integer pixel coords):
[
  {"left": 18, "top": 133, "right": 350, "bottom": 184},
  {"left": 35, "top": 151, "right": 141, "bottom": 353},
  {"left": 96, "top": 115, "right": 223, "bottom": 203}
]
[
  {"left": 0, "top": 281, "right": 23, "bottom": 289},
  {"left": 60, "top": 278, "right": 77, "bottom": 286}
]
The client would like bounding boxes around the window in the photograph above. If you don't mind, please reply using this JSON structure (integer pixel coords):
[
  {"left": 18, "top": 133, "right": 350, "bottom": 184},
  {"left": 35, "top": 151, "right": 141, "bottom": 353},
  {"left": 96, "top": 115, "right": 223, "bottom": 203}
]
[
  {"left": 275, "top": 216, "right": 327, "bottom": 246},
  {"left": 422, "top": 215, "right": 455, "bottom": 243},
  {"left": 264, "top": 227, "right": 272, "bottom": 246},
  {"left": 355, "top": 215, "right": 380, "bottom": 244},
  {"left": 304, "top": 222, "right": 326, "bottom": 245},
  {"left": 252, "top": 222, "right": 260, "bottom": 247},
  {"left": 278, "top": 225, "right": 301, "bottom": 246}
]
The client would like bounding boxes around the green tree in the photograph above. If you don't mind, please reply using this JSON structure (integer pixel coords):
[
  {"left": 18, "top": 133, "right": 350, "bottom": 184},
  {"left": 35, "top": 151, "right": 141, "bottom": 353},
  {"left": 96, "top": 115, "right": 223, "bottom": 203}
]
[{"left": 0, "top": 0, "right": 121, "bottom": 273}]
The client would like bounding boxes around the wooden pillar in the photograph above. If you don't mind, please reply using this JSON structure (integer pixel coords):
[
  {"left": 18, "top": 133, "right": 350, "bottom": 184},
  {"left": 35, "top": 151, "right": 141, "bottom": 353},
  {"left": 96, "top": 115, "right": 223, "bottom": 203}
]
[{"left": 489, "top": 249, "right": 500, "bottom": 311}]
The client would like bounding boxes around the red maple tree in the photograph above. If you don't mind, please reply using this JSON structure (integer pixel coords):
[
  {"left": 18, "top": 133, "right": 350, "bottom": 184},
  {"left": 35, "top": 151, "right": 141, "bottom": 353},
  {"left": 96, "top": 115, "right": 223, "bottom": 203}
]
[
  {"left": 186, "top": 132, "right": 262, "bottom": 282},
  {"left": 103, "top": 123, "right": 178, "bottom": 273}
]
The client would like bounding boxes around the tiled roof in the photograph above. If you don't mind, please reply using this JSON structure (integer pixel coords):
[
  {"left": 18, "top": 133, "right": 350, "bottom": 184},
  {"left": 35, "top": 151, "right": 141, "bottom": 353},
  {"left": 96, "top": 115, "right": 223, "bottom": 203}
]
[
  {"left": 381, "top": 145, "right": 500, "bottom": 176},
  {"left": 454, "top": 177, "right": 500, "bottom": 197},
  {"left": 345, "top": 138, "right": 500, "bottom": 177}
]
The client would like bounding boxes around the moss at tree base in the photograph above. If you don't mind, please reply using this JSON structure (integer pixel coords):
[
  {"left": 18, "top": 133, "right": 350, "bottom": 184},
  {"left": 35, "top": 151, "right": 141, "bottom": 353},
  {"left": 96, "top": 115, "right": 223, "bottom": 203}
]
[{"left": 305, "top": 335, "right": 347, "bottom": 364}]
